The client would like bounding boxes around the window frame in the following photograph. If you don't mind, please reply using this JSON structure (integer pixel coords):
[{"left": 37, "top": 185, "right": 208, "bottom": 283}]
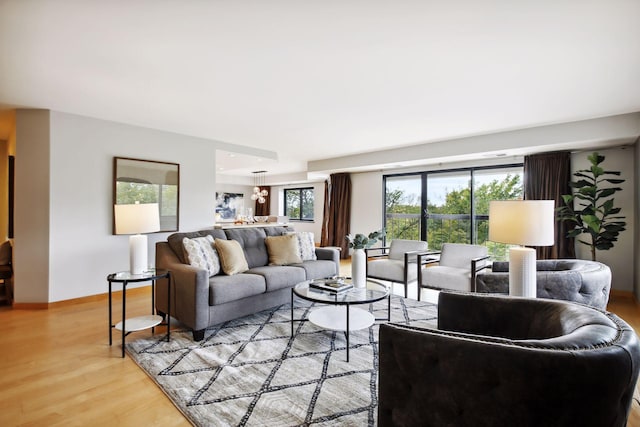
[
  {"left": 284, "top": 186, "right": 315, "bottom": 222},
  {"left": 382, "top": 163, "right": 524, "bottom": 249}
]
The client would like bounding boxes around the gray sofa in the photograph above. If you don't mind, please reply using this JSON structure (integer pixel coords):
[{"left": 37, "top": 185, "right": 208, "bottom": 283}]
[
  {"left": 475, "top": 259, "right": 611, "bottom": 309},
  {"left": 155, "top": 226, "right": 340, "bottom": 340}
]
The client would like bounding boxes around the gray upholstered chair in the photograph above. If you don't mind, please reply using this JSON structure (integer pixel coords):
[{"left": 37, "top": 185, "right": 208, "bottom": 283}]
[
  {"left": 378, "top": 292, "right": 640, "bottom": 427},
  {"left": 365, "top": 239, "right": 430, "bottom": 298},
  {"left": 416, "top": 242, "right": 489, "bottom": 300},
  {"left": 0, "top": 240, "right": 12, "bottom": 304},
  {"left": 475, "top": 259, "right": 611, "bottom": 310}
]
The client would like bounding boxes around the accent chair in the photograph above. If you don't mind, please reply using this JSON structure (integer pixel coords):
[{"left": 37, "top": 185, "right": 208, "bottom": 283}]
[
  {"left": 378, "top": 292, "right": 640, "bottom": 427},
  {"left": 365, "top": 239, "right": 430, "bottom": 298},
  {"left": 416, "top": 242, "right": 489, "bottom": 300}
]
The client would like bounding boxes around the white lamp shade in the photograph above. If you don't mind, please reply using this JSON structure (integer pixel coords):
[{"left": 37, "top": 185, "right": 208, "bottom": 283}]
[
  {"left": 114, "top": 203, "right": 160, "bottom": 235},
  {"left": 488, "top": 200, "right": 555, "bottom": 246}
]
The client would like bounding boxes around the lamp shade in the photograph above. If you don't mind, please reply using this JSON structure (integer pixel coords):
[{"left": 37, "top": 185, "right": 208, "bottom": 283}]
[
  {"left": 488, "top": 200, "right": 555, "bottom": 246},
  {"left": 114, "top": 203, "right": 160, "bottom": 235}
]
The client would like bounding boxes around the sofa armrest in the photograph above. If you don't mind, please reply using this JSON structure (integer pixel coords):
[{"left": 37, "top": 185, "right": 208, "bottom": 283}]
[
  {"left": 155, "top": 241, "right": 210, "bottom": 331},
  {"left": 315, "top": 247, "right": 339, "bottom": 262}
]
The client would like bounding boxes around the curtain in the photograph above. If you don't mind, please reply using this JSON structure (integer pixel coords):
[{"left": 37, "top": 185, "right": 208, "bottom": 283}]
[
  {"left": 254, "top": 186, "right": 271, "bottom": 216},
  {"left": 524, "top": 151, "right": 575, "bottom": 259},
  {"left": 322, "top": 173, "right": 351, "bottom": 258}
]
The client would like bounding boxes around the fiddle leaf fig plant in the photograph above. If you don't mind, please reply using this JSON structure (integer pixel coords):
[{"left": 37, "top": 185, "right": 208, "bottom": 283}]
[{"left": 557, "top": 152, "right": 626, "bottom": 261}]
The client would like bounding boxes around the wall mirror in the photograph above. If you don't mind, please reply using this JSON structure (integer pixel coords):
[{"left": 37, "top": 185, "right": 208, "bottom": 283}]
[{"left": 113, "top": 157, "right": 180, "bottom": 234}]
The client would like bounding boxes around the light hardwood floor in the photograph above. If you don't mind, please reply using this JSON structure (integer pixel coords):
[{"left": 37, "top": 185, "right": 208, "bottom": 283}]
[{"left": 1, "top": 275, "right": 639, "bottom": 426}]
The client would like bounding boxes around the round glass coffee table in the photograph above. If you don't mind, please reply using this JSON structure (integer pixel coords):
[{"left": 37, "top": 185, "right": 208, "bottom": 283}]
[{"left": 291, "top": 278, "right": 390, "bottom": 362}]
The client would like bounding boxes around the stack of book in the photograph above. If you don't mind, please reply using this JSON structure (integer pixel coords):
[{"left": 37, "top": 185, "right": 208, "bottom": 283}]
[{"left": 309, "top": 278, "right": 353, "bottom": 293}]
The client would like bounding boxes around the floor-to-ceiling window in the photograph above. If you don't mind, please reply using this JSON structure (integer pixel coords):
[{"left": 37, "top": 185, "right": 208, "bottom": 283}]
[{"left": 384, "top": 164, "right": 523, "bottom": 259}]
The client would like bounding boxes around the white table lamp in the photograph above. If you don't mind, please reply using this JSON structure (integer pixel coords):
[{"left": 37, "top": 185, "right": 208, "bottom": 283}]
[
  {"left": 114, "top": 202, "right": 160, "bottom": 274},
  {"left": 488, "top": 200, "right": 555, "bottom": 297}
]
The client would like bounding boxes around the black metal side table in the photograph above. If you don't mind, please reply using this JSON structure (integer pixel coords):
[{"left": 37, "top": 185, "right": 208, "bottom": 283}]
[{"left": 108, "top": 269, "right": 170, "bottom": 358}]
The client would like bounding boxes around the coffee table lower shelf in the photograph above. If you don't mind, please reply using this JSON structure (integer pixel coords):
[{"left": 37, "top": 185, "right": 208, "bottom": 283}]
[{"left": 308, "top": 306, "right": 375, "bottom": 331}]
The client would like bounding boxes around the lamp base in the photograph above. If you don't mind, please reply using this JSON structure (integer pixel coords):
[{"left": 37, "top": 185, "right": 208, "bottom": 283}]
[
  {"left": 129, "top": 234, "right": 148, "bottom": 274},
  {"left": 508, "top": 246, "right": 536, "bottom": 298}
]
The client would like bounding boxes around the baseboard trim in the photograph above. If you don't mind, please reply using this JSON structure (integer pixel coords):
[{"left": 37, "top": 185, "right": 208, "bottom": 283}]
[
  {"left": 11, "top": 285, "right": 152, "bottom": 310},
  {"left": 12, "top": 302, "right": 49, "bottom": 310}
]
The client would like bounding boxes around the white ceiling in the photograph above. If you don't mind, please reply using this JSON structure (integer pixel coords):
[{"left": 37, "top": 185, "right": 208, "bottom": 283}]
[{"left": 1, "top": 1, "right": 639, "bottom": 181}]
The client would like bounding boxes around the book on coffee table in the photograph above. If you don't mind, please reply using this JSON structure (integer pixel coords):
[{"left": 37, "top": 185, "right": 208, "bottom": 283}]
[{"left": 309, "top": 278, "right": 353, "bottom": 293}]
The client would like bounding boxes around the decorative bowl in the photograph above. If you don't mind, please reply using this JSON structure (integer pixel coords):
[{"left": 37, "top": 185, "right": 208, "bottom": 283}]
[{"left": 254, "top": 216, "right": 269, "bottom": 223}]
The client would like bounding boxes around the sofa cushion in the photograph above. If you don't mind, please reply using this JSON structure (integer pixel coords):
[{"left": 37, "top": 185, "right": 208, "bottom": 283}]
[
  {"left": 224, "top": 228, "right": 269, "bottom": 268},
  {"left": 215, "top": 238, "right": 249, "bottom": 275},
  {"left": 265, "top": 234, "right": 302, "bottom": 265},
  {"left": 209, "top": 273, "right": 266, "bottom": 305},
  {"left": 247, "top": 265, "right": 306, "bottom": 292},
  {"left": 422, "top": 265, "right": 472, "bottom": 292},
  {"left": 368, "top": 258, "right": 419, "bottom": 283},
  {"left": 182, "top": 235, "right": 220, "bottom": 277}
]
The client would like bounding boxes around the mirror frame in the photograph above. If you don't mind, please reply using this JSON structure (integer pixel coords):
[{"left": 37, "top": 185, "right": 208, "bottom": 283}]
[{"left": 113, "top": 157, "right": 180, "bottom": 234}]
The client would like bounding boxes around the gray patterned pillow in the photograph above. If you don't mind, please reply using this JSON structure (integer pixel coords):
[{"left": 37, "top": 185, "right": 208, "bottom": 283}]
[
  {"left": 182, "top": 235, "right": 220, "bottom": 277},
  {"left": 286, "top": 231, "right": 317, "bottom": 261}
]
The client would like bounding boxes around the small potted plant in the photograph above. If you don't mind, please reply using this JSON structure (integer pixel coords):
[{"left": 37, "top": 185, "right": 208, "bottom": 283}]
[{"left": 345, "top": 229, "right": 385, "bottom": 287}]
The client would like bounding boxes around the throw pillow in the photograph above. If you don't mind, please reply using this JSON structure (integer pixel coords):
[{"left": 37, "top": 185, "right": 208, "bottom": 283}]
[
  {"left": 215, "top": 238, "right": 249, "bottom": 275},
  {"left": 182, "top": 236, "right": 220, "bottom": 277},
  {"left": 286, "top": 231, "right": 317, "bottom": 261},
  {"left": 265, "top": 234, "right": 302, "bottom": 265}
]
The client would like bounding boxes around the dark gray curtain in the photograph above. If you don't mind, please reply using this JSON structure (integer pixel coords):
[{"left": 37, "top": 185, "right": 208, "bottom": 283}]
[
  {"left": 321, "top": 173, "right": 351, "bottom": 258},
  {"left": 254, "top": 186, "right": 271, "bottom": 216},
  {"left": 524, "top": 151, "right": 575, "bottom": 259}
]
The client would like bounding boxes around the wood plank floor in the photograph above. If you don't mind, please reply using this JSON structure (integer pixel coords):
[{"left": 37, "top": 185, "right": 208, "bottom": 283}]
[{"left": 0, "top": 277, "right": 639, "bottom": 426}]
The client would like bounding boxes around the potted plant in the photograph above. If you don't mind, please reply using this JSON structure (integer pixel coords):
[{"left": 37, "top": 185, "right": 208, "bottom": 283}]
[
  {"left": 557, "top": 152, "right": 626, "bottom": 261},
  {"left": 345, "top": 229, "right": 385, "bottom": 287}
]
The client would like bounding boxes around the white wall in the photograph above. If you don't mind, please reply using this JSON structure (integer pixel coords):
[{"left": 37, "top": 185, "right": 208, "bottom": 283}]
[
  {"left": 16, "top": 111, "right": 222, "bottom": 303},
  {"left": 571, "top": 147, "right": 635, "bottom": 292},
  {"left": 349, "top": 172, "right": 384, "bottom": 254}
]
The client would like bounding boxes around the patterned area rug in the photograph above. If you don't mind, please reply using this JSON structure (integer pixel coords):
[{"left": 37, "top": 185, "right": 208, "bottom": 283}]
[{"left": 126, "top": 295, "right": 437, "bottom": 426}]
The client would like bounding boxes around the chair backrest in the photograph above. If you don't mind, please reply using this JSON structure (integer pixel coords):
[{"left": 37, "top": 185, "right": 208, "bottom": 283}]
[
  {"left": 439, "top": 243, "right": 487, "bottom": 269},
  {"left": 388, "top": 239, "right": 428, "bottom": 261}
]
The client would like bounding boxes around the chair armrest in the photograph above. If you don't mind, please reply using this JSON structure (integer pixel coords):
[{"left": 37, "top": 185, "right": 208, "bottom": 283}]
[
  {"left": 155, "top": 241, "right": 210, "bottom": 331},
  {"left": 417, "top": 251, "right": 441, "bottom": 266},
  {"left": 470, "top": 255, "right": 491, "bottom": 292},
  {"left": 365, "top": 246, "right": 391, "bottom": 257}
]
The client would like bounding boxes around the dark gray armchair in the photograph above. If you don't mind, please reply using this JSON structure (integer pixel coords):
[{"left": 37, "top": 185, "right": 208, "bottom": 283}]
[
  {"left": 475, "top": 259, "right": 611, "bottom": 309},
  {"left": 378, "top": 292, "right": 640, "bottom": 427}
]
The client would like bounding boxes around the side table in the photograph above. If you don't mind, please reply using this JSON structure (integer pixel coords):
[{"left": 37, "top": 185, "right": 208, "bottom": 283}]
[{"left": 108, "top": 269, "right": 171, "bottom": 358}]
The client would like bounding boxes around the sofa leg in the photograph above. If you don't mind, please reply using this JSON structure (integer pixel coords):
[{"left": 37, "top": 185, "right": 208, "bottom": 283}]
[{"left": 193, "top": 329, "right": 205, "bottom": 341}]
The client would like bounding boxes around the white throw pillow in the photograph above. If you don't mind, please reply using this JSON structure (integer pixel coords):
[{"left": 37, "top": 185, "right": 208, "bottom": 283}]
[
  {"left": 286, "top": 231, "right": 317, "bottom": 261},
  {"left": 182, "top": 235, "right": 220, "bottom": 277}
]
